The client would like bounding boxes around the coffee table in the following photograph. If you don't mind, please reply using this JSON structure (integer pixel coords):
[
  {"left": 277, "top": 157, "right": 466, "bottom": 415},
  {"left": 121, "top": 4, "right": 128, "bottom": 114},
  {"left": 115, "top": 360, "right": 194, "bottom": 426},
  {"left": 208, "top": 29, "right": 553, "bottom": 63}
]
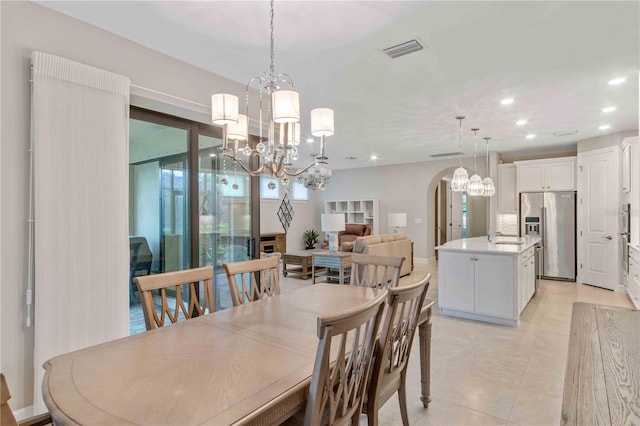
[{"left": 282, "top": 249, "right": 325, "bottom": 279}]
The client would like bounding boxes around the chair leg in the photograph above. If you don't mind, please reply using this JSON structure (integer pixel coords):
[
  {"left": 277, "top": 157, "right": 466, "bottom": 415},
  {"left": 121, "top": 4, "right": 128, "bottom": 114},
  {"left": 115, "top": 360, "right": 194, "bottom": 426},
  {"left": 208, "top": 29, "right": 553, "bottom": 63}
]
[
  {"left": 398, "top": 374, "right": 410, "bottom": 426},
  {"left": 367, "top": 401, "right": 379, "bottom": 426}
]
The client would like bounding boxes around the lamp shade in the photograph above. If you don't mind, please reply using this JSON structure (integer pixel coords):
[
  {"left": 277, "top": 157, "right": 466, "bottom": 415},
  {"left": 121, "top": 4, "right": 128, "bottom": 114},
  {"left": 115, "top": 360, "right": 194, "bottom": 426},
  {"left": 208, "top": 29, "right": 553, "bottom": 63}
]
[
  {"left": 451, "top": 167, "right": 469, "bottom": 192},
  {"left": 227, "top": 114, "right": 248, "bottom": 141},
  {"left": 311, "top": 108, "right": 335, "bottom": 137},
  {"left": 321, "top": 213, "right": 345, "bottom": 232},
  {"left": 272, "top": 90, "right": 300, "bottom": 123},
  {"left": 467, "top": 173, "right": 485, "bottom": 196},
  {"left": 388, "top": 213, "right": 407, "bottom": 228},
  {"left": 211, "top": 93, "right": 239, "bottom": 125}
]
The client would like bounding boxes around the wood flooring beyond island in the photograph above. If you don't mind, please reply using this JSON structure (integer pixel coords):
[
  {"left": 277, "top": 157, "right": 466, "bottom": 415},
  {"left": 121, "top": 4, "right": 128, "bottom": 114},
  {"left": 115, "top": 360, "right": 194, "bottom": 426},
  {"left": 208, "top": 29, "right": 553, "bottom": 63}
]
[{"left": 130, "top": 261, "right": 634, "bottom": 425}]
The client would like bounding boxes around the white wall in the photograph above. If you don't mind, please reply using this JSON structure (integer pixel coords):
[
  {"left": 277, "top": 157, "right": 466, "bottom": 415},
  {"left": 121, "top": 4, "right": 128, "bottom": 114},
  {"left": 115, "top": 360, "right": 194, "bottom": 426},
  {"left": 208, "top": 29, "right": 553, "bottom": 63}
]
[
  {"left": 0, "top": 1, "right": 246, "bottom": 410},
  {"left": 319, "top": 157, "right": 489, "bottom": 260}
]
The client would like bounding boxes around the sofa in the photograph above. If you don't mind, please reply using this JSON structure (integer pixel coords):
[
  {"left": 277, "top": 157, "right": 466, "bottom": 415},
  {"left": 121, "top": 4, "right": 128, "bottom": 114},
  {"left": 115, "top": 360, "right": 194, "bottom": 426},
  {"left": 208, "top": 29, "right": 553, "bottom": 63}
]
[
  {"left": 321, "top": 223, "right": 371, "bottom": 249},
  {"left": 349, "top": 234, "right": 413, "bottom": 277}
]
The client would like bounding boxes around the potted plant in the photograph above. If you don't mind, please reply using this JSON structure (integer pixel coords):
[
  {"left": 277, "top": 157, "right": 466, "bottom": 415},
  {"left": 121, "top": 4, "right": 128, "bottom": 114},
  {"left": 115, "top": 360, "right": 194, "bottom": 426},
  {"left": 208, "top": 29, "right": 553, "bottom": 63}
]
[{"left": 303, "top": 229, "right": 319, "bottom": 250}]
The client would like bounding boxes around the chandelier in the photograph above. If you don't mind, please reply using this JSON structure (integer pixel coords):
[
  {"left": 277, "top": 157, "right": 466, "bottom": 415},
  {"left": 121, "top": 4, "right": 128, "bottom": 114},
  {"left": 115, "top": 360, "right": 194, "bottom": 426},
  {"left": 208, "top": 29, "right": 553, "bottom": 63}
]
[
  {"left": 211, "top": 0, "right": 334, "bottom": 182},
  {"left": 298, "top": 154, "right": 331, "bottom": 190},
  {"left": 467, "top": 128, "right": 485, "bottom": 196},
  {"left": 451, "top": 116, "right": 469, "bottom": 192},
  {"left": 482, "top": 137, "right": 496, "bottom": 197}
]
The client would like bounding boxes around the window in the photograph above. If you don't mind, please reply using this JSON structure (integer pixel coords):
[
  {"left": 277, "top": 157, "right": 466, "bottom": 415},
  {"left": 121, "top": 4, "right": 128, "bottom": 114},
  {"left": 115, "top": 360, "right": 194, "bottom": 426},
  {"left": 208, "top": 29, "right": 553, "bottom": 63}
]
[
  {"left": 260, "top": 177, "right": 281, "bottom": 199},
  {"left": 291, "top": 181, "right": 309, "bottom": 201}
]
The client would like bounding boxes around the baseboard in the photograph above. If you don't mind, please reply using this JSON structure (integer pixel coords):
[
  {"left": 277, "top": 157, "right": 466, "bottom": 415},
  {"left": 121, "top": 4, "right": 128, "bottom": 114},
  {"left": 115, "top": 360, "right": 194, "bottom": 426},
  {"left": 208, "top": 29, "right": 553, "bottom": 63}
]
[
  {"left": 414, "top": 256, "right": 436, "bottom": 265},
  {"left": 13, "top": 405, "right": 34, "bottom": 422}
]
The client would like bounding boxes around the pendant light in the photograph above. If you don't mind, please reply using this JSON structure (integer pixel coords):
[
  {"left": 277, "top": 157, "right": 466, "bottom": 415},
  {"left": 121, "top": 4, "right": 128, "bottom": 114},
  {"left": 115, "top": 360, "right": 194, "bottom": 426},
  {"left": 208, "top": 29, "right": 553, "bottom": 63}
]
[
  {"left": 482, "top": 137, "right": 496, "bottom": 197},
  {"left": 451, "top": 116, "right": 469, "bottom": 192},
  {"left": 467, "top": 128, "right": 484, "bottom": 196}
]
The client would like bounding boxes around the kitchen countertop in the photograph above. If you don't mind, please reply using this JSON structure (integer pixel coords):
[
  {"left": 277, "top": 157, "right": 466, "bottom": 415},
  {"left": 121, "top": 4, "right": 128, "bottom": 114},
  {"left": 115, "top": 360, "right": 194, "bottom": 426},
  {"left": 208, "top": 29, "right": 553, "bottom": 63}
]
[{"left": 436, "top": 236, "right": 541, "bottom": 255}]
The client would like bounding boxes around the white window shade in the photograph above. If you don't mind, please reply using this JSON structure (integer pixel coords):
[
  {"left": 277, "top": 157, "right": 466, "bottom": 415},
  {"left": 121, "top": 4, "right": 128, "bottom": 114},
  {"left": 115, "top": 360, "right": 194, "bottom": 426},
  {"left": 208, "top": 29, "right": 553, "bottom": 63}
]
[{"left": 31, "top": 51, "right": 130, "bottom": 414}]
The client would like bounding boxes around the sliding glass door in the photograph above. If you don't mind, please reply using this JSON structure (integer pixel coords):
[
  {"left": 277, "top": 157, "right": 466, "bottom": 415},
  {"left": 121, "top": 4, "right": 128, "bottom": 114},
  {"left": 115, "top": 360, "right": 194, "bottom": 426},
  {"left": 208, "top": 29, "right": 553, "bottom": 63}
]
[{"left": 128, "top": 107, "right": 257, "bottom": 334}]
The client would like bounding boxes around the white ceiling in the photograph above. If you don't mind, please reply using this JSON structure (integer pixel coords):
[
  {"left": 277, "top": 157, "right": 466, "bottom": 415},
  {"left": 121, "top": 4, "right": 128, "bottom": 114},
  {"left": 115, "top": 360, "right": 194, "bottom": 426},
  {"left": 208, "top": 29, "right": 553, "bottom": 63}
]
[{"left": 37, "top": 1, "right": 639, "bottom": 170}]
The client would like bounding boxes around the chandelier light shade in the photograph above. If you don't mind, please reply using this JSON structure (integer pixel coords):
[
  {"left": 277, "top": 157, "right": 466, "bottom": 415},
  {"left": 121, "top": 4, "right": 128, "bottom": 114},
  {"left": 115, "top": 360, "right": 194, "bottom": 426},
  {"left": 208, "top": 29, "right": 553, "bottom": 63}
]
[
  {"left": 211, "top": 0, "right": 334, "bottom": 184},
  {"left": 311, "top": 108, "right": 335, "bottom": 137},
  {"left": 482, "top": 137, "right": 496, "bottom": 197},
  {"left": 227, "top": 113, "right": 248, "bottom": 141},
  {"left": 211, "top": 94, "right": 239, "bottom": 125},
  {"left": 467, "top": 128, "right": 485, "bottom": 197},
  {"left": 451, "top": 116, "right": 469, "bottom": 192},
  {"left": 272, "top": 90, "right": 300, "bottom": 123}
]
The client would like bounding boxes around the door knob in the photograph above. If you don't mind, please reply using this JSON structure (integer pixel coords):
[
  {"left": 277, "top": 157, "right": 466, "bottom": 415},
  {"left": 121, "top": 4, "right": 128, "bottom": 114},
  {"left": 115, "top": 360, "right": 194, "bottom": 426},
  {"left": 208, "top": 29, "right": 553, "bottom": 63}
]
[{"left": 602, "top": 236, "right": 613, "bottom": 240}]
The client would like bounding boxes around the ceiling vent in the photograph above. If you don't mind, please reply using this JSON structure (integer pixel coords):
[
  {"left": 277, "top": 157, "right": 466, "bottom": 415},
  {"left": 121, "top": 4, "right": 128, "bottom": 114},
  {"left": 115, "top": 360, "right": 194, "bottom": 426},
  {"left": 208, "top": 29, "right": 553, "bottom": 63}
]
[
  {"left": 430, "top": 152, "right": 461, "bottom": 158},
  {"left": 383, "top": 39, "right": 424, "bottom": 59},
  {"left": 553, "top": 130, "right": 579, "bottom": 136}
]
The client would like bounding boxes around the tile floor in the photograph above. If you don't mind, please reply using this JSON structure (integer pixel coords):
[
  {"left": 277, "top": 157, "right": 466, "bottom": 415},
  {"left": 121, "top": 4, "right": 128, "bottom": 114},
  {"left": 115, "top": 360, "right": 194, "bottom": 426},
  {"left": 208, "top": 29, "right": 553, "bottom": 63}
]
[
  {"left": 130, "top": 261, "right": 635, "bottom": 425},
  {"left": 280, "top": 261, "right": 634, "bottom": 426}
]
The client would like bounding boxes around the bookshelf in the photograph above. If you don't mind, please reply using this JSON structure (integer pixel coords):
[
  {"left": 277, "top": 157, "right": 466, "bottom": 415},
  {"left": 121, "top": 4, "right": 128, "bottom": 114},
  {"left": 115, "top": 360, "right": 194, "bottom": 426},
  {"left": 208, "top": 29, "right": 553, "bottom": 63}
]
[{"left": 324, "top": 199, "right": 379, "bottom": 234}]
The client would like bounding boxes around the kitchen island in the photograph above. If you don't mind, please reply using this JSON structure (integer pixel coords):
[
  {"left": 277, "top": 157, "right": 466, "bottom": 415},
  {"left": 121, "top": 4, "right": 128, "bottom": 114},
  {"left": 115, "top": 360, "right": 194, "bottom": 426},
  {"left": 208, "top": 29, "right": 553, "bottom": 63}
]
[{"left": 436, "top": 236, "right": 541, "bottom": 326}]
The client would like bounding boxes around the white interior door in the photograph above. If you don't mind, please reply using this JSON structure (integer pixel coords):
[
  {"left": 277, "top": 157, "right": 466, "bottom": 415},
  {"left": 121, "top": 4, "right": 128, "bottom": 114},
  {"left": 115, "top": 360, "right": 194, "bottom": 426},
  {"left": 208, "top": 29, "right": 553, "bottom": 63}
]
[{"left": 577, "top": 147, "right": 619, "bottom": 290}]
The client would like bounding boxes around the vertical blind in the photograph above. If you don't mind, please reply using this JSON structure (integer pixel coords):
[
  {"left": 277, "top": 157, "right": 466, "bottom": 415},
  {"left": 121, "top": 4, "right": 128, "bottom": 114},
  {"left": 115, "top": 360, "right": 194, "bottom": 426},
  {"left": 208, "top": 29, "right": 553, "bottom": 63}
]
[{"left": 31, "top": 51, "right": 130, "bottom": 413}]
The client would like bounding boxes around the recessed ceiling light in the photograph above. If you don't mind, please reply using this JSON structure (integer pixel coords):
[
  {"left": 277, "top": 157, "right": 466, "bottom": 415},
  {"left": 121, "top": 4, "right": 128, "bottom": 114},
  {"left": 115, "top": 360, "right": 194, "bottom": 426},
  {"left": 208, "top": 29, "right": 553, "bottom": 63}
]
[
  {"left": 516, "top": 119, "right": 527, "bottom": 126},
  {"left": 602, "top": 106, "right": 616, "bottom": 113},
  {"left": 370, "top": 155, "right": 378, "bottom": 160},
  {"left": 608, "top": 77, "right": 626, "bottom": 85},
  {"left": 306, "top": 138, "right": 314, "bottom": 143},
  {"left": 525, "top": 134, "right": 536, "bottom": 139},
  {"left": 598, "top": 125, "right": 610, "bottom": 130},
  {"left": 209, "top": 153, "right": 216, "bottom": 157},
  {"left": 501, "top": 98, "right": 514, "bottom": 105}
]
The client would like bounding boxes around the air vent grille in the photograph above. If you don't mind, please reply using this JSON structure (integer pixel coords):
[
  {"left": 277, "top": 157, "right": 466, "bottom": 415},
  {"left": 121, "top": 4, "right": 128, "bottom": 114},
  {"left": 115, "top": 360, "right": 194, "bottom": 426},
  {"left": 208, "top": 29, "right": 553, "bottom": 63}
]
[
  {"left": 430, "top": 152, "right": 461, "bottom": 158},
  {"left": 383, "top": 39, "right": 423, "bottom": 59}
]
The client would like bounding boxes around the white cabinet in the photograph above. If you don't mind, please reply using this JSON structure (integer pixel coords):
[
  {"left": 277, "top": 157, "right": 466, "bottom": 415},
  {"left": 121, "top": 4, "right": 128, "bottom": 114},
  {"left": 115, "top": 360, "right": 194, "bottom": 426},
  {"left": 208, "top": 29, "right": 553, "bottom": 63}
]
[
  {"left": 439, "top": 251, "right": 516, "bottom": 321},
  {"left": 515, "top": 157, "right": 576, "bottom": 192},
  {"left": 498, "top": 164, "right": 518, "bottom": 214},
  {"left": 325, "top": 199, "right": 379, "bottom": 234},
  {"left": 628, "top": 246, "right": 639, "bottom": 309},
  {"left": 519, "top": 245, "right": 536, "bottom": 312},
  {"left": 623, "top": 137, "right": 640, "bottom": 248},
  {"left": 622, "top": 143, "right": 631, "bottom": 193}
]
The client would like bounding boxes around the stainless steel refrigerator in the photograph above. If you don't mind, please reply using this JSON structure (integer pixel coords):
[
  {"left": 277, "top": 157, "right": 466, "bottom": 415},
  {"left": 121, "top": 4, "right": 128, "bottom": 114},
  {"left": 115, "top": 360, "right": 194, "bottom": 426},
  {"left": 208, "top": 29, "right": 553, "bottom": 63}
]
[{"left": 520, "top": 192, "right": 576, "bottom": 280}]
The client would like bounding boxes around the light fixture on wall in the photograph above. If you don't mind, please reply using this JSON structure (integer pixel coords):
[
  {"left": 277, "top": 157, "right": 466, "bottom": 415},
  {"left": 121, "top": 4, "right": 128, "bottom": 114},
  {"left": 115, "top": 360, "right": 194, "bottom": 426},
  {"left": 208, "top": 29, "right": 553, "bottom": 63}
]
[
  {"left": 451, "top": 116, "right": 469, "bottom": 192},
  {"left": 321, "top": 213, "right": 346, "bottom": 253},
  {"left": 299, "top": 153, "right": 332, "bottom": 190},
  {"left": 211, "top": 0, "right": 334, "bottom": 185},
  {"left": 388, "top": 213, "right": 407, "bottom": 234},
  {"left": 467, "top": 128, "right": 484, "bottom": 197},
  {"left": 482, "top": 137, "right": 496, "bottom": 197}
]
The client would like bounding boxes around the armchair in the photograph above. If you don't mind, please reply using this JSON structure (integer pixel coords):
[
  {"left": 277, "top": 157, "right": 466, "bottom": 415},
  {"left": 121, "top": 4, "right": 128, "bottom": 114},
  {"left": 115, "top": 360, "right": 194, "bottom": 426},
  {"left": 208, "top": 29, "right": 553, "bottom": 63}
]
[{"left": 321, "top": 223, "right": 371, "bottom": 250}]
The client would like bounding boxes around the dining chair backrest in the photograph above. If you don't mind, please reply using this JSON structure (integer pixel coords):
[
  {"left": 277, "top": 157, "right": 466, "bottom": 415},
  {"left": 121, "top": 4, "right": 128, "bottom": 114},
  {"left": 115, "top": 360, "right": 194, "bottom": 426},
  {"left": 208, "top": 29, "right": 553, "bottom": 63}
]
[
  {"left": 304, "top": 291, "right": 388, "bottom": 426},
  {"left": 364, "top": 273, "right": 431, "bottom": 426},
  {"left": 223, "top": 256, "right": 280, "bottom": 307},
  {"left": 134, "top": 266, "right": 214, "bottom": 331},
  {"left": 350, "top": 253, "right": 404, "bottom": 289}
]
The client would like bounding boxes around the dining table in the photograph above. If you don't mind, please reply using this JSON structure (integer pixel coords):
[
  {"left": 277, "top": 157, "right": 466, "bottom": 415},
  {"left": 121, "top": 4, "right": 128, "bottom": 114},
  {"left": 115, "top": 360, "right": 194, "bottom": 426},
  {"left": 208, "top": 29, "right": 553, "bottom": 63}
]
[{"left": 42, "top": 280, "right": 434, "bottom": 425}]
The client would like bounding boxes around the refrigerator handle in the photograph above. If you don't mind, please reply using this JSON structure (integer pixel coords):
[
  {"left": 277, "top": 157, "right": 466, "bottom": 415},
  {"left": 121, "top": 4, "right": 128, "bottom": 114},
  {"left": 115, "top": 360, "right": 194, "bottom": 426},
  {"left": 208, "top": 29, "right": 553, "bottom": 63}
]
[{"left": 541, "top": 207, "right": 546, "bottom": 248}]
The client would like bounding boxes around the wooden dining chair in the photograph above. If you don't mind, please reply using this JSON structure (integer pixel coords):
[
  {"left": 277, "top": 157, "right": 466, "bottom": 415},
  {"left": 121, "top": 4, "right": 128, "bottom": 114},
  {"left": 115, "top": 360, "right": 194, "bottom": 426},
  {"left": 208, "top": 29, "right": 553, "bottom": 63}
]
[
  {"left": 363, "top": 273, "right": 431, "bottom": 426},
  {"left": 350, "top": 253, "right": 405, "bottom": 289},
  {"left": 223, "top": 256, "right": 280, "bottom": 307},
  {"left": 1, "top": 373, "right": 51, "bottom": 426},
  {"left": 134, "top": 266, "right": 214, "bottom": 331},
  {"left": 304, "top": 291, "right": 388, "bottom": 426}
]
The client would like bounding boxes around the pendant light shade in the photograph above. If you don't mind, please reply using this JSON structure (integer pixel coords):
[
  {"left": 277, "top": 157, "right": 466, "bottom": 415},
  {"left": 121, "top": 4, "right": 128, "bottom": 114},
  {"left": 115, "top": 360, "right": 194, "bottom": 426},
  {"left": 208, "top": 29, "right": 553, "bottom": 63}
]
[
  {"left": 482, "top": 137, "right": 495, "bottom": 196},
  {"left": 451, "top": 116, "right": 469, "bottom": 192},
  {"left": 467, "top": 128, "right": 484, "bottom": 196}
]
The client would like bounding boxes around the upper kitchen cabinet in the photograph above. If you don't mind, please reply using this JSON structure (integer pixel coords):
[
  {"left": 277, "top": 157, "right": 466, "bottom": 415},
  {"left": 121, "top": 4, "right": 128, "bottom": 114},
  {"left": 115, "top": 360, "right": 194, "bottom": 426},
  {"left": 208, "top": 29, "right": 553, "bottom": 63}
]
[
  {"left": 498, "top": 164, "right": 518, "bottom": 214},
  {"left": 514, "top": 157, "right": 576, "bottom": 192}
]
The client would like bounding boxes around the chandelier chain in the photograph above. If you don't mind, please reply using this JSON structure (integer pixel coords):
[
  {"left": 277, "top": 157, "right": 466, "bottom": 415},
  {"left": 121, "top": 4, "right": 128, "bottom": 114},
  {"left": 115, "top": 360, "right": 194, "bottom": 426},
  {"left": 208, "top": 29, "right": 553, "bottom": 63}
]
[{"left": 269, "top": 0, "right": 275, "bottom": 80}]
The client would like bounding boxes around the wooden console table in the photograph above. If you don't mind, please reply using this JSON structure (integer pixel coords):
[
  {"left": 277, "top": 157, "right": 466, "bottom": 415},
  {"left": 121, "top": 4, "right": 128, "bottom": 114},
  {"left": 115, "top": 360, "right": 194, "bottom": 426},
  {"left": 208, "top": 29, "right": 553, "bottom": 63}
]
[{"left": 561, "top": 302, "right": 640, "bottom": 425}]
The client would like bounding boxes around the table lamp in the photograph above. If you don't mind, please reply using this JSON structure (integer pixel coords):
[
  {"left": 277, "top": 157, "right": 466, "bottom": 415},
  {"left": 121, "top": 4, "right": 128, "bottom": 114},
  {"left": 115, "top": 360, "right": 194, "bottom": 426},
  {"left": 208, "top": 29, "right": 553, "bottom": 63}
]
[
  {"left": 321, "top": 213, "right": 345, "bottom": 253},
  {"left": 388, "top": 213, "right": 407, "bottom": 234}
]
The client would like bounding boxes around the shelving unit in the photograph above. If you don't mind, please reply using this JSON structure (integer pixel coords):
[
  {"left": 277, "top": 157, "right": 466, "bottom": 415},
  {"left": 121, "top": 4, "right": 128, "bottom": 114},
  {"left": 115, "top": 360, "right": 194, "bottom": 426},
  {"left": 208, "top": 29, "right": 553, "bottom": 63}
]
[{"left": 324, "top": 199, "right": 379, "bottom": 234}]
